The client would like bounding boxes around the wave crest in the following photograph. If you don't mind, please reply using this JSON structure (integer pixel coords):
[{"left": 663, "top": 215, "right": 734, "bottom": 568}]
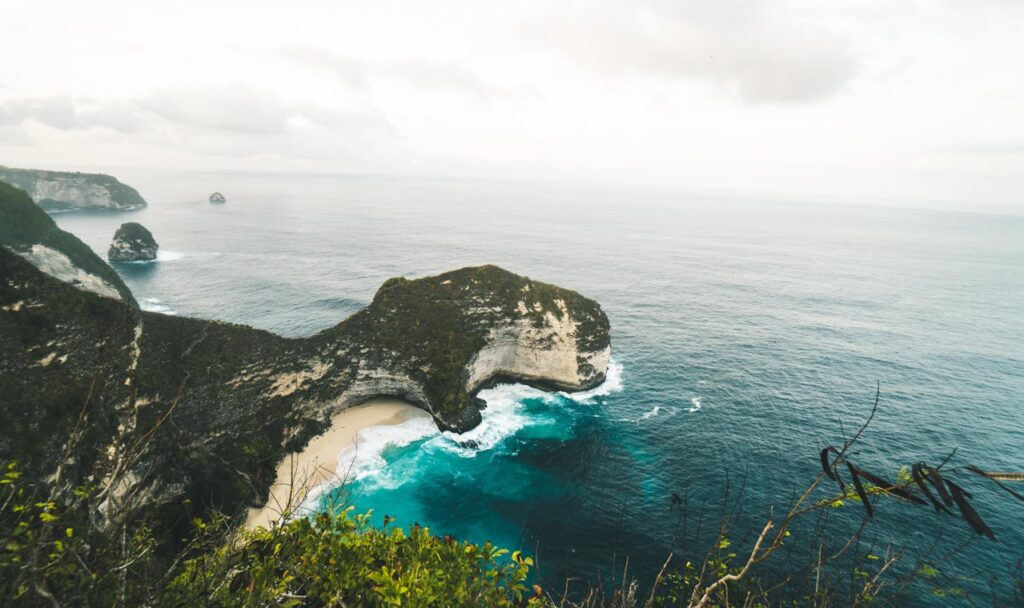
[
  {"left": 158, "top": 250, "right": 185, "bottom": 262},
  {"left": 139, "top": 297, "right": 177, "bottom": 315},
  {"left": 336, "top": 415, "right": 439, "bottom": 485}
]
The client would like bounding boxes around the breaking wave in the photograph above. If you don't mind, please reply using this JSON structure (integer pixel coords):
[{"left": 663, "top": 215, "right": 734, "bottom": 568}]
[
  {"left": 139, "top": 297, "right": 177, "bottom": 315},
  {"left": 636, "top": 404, "right": 680, "bottom": 423},
  {"left": 158, "top": 250, "right": 185, "bottom": 261},
  {"left": 436, "top": 382, "right": 551, "bottom": 457},
  {"left": 439, "top": 357, "right": 626, "bottom": 456},
  {"left": 334, "top": 414, "right": 440, "bottom": 487},
  {"left": 640, "top": 405, "right": 661, "bottom": 420}
]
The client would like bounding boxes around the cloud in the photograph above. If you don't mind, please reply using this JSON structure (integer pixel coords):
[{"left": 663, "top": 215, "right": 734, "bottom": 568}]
[
  {"left": 0, "top": 125, "right": 29, "bottom": 144},
  {"left": 0, "top": 96, "right": 145, "bottom": 132},
  {"left": 0, "top": 85, "right": 396, "bottom": 161},
  {"left": 523, "top": 0, "right": 858, "bottom": 103},
  {"left": 277, "top": 45, "right": 521, "bottom": 101},
  {"left": 137, "top": 84, "right": 292, "bottom": 135},
  {"left": 938, "top": 141, "right": 1024, "bottom": 156}
]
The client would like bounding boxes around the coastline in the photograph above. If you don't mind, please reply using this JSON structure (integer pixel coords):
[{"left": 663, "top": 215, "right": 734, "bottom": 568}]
[{"left": 244, "top": 398, "right": 430, "bottom": 530}]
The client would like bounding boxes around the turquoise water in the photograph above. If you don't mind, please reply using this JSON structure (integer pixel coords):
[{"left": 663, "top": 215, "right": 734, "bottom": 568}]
[{"left": 55, "top": 171, "right": 1024, "bottom": 604}]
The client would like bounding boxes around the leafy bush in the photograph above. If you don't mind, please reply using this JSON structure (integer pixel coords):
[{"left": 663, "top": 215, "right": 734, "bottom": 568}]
[
  {"left": 164, "top": 509, "right": 539, "bottom": 607},
  {"left": 0, "top": 461, "right": 156, "bottom": 605},
  {"left": 2, "top": 459, "right": 539, "bottom": 607}
]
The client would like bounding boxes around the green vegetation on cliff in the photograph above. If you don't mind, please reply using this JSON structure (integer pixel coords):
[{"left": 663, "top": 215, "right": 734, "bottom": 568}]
[
  {"left": 0, "top": 182, "right": 137, "bottom": 304},
  {"left": 332, "top": 265, "right": 611, "bottom": 427}
]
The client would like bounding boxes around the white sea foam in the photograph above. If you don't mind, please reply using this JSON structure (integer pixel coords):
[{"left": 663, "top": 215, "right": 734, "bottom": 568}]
[
  {"left": 158, "top": 250, "right": 185, "bottom": 262},
  {"left": 437, "top": 382, "right": 549, "bottom": 457},
  {"left": 436, "top": 357, "right": 626, "bottom": 457},
  {"left": 297, "top": 414, "right": 441, "bottom": 510},
  {"left": 139, "top": 297, "right": 177, "bottom": 315},
  {"left": 640, "top": 405, "right": 661, "bottom": 420},
  {"left": 636, "top": 404, "right": 680, "bottom": 423},
  {"left": 336, "top": 415, "right": 440, "bottom": 486},
  {"left": 688, "top": 397, "right": 702, "bottom": 413},
  {"left": 562, "top": 358, "right": 624, "bottom": 403}
]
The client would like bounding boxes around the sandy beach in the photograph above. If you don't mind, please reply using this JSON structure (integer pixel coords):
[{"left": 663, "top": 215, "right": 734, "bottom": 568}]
[{"left": 244, "top": 398, "right": 431, "bottom": 530}]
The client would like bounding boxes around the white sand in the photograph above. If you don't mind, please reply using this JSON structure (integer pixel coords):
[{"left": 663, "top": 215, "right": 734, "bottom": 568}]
[{"left": 244, "top": 398, "right": 429, "bottom": 530}]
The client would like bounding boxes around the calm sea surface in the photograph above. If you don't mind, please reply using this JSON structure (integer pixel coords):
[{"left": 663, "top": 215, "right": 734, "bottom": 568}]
[{"left": 55, "top": 170, "right": 1024, "bottom": 605}]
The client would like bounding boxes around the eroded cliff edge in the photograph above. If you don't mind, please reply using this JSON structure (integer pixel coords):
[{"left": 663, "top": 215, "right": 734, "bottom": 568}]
[{"left": 0, "top": 183, "right": 610, "bottom": 544}]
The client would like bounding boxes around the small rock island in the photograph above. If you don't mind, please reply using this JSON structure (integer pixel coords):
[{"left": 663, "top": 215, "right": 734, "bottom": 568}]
[
  {"left": 209, "top": 192, "right": 226, "bottom": 204},
  {"left": 107, "top": 222, "right": 159, "bottom": 261}
]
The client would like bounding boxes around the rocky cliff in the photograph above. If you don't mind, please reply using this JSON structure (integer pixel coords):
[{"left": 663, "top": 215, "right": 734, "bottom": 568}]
[
  {"left": 0, "top": 182, "right": 137, "bottom": 304},
  {"left": 0, "top": 183, "right": 610, "bottom": 544},
  {"left": 0, "top": 166, "right": 147, "bottom": 212}
]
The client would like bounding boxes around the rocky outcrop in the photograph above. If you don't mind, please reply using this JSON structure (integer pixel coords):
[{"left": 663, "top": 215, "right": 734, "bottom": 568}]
[
  {"left": 108, "top": 223, "right": 158, "bottom": 262},
  {"left": 0, "top": 181, "right": 611, "bottom": 544},
  {"left": 0, "top": 166, "right": 147, "bottom": 212},
  {"left": 209, "top": 192, "right": 226, "bottom": 204}
]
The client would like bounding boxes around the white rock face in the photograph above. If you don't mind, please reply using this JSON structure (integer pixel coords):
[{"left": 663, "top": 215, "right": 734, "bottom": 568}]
[
  {"left": 0, "top": 167, "right": 147, "bottom": 211},
  {"left": 465, "top": 298, "right": 610, "bottom": 392},
  {"left": 16, "top": 244, "right": 123, "bottom": 301},
  {"left": 335, "top": 369, "right": 433, "bottom": 414},
  {"left": 31, "top": 178, "right": 117, "bottom": 209}
]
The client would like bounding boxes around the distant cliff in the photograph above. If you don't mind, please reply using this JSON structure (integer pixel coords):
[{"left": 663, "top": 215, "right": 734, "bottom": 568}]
[
  {"left": 0, "top": 182, "right": 610, "bottom": 541},
  {"left": 0, "top": 166, "right": 147, "bottom": 212}
]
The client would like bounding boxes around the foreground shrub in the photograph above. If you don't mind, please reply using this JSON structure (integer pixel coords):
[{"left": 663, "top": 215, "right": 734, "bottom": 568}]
[{"left": 163, "top": 508, "right": 538, "bottom": 607}]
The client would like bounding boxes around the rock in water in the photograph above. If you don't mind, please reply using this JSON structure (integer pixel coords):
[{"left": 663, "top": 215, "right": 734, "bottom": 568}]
[
  {"left": 0, "top": 165, "right": 147, "bottom": 212},
  {"left": 209, "top": 192, "right": 226, "bottom": 204},
  {"left": 108, "top": 222, "right": 158, "bottom": 262}
]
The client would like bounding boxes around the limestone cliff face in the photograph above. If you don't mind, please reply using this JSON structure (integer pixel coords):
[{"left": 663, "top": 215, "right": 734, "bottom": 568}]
[
  {"left": 0, "top": 166, "right": 147, "bottom": 212},
  {"left": 465, "top": 297, "right": 611, "bottom": 394},
  {"left": 0, "top": 183, "right": 611, "bottom": 542}
]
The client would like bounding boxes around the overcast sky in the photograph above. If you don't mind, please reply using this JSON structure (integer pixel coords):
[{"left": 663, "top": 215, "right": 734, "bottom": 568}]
[{"left": 1, "top": 0, "right": 1022, "bottom": 212}]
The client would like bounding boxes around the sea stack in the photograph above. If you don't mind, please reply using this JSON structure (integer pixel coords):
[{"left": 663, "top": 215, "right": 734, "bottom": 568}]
[
  {"left": 108, "top": 222, "right": 158, "bottom": 261},
  {"left": 209, "top": 192, "right": 226, "bottom": 204}
]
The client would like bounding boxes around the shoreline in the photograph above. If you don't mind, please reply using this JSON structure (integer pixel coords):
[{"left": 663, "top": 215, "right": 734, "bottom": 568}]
[{"left": 244, "top": 398, "right": 430, "bottom": 530}]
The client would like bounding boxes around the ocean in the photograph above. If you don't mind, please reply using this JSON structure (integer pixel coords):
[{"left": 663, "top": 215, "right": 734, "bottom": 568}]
[{"left": 54, "top": 170, "right": 1024, "bottom": 605}]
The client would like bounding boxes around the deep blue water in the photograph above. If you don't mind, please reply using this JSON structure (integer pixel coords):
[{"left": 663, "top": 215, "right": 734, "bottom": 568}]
[{"left": 55, "top": 170, "right": 1024, "bottom": 605}]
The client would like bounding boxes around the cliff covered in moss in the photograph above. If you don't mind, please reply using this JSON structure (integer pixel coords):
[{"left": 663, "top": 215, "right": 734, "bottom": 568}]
[{"left": 0, "top": 182, "right": 610, "bottom": 544}]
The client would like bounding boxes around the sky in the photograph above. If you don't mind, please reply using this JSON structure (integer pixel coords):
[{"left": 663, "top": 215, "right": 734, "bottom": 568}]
[{"left": 0, "top": 0, "right": 1022, "bottom": 212}]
